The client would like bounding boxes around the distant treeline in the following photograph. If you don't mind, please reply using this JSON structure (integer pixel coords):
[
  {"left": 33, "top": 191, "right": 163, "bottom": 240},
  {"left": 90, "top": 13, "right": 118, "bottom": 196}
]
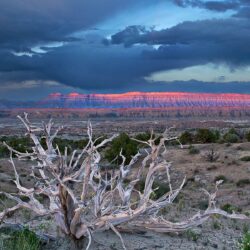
[{"left": 179, "top": 128, "right": 250, "bottom": 144}]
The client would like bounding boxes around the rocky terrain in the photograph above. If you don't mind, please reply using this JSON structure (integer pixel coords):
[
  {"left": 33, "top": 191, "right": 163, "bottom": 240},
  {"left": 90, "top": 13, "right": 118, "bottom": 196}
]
[{"left": 0, "top": 141, "right": 250, "bottom": 249}]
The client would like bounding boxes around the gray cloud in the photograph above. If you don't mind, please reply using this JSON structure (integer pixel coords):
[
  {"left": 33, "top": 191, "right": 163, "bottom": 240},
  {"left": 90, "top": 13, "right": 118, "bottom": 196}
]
[
  {"left": 111, "top": 19, "right": 250, "bottom": 46},
  {"left": 2, "top": 17, "right": 250, "bottom": 94},
  {"left": 234, "top": 6, "right": 250, "bottom": 18},
  {"left": 0, "top": 0, "right": 165, "bottom": 94},
  {"left": 172, "top": 0, "right": 248, "bottom": 12},
  {"left": 1, "top": 0, "right": 250, "bottom": 99},
  {"left": 0, "top": 0, "right": 156, "bottom": 52},
  {"left": 110, "top": 18, "right": 250, "bottom": 68}
]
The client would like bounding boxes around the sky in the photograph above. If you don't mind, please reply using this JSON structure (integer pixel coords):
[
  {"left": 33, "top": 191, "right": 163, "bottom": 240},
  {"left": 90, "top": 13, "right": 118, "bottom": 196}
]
[{"left": 1, "top": 0, "right": 250, "bottom": 100}]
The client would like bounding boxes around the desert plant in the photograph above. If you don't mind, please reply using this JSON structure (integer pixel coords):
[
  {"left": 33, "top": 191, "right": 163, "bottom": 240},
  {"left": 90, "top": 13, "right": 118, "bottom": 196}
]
[
  {"left": 195, "top": 129, "right": 219, "bottom": 144},
  {"left": 239, "top": 231, "right": 250, "bottom": 250},
  {"left": 212, "top": 220, "right": 221, "bottom": 230},
  {"left": 135, "top": 179, "right": 170, "bottom": 200},
  {"left": 203, "top": 147, "right": 220, "bottom": 162},
  {"left": 224, "top": 133, "right": 240, "bottom": 143},
  {"left": 240, "top": 156, "right": 250, "bottom": 162},
  {"left": 221, "top": 203, "right": 241, "bottom": 214},
  {"left": 134, "top": 132, "right": 151, "bottom": 143},
  {"left": 246, "top": 131, "right": 250, "bottom": 142},
  {"left": 214, "top": 175, "right": 228, "bottom": 183},
  {"left": 0, "top": 114, "right": 249, "bottom": 250},
  {"left": 237, "top": 179, "right": 250, "bottom": 187},
  {"left": 179, "top": 131, "right": 194, "bottom": 145},
  {"left": 185, "top": 229, "right": 199, "bottom": 241},
  {"left": 105, "top": 132, "right": 138, "bottom": 164},
  {"left": 0, "top": 144, "right": 10, "bottom": 158},
  {"left": 1, "top": 228, "right": 41, "bottom": 250}
]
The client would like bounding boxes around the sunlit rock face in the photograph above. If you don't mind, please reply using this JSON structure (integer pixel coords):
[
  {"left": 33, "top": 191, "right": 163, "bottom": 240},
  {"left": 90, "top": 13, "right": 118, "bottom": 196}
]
[{"left": 38, "top": 92, "right": 250, "bottom": 109}]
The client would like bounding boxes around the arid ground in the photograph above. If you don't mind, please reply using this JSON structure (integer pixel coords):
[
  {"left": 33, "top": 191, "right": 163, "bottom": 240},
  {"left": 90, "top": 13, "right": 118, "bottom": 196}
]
[{"left": 0, "top": 116, "right": 250, "bottom": 249}]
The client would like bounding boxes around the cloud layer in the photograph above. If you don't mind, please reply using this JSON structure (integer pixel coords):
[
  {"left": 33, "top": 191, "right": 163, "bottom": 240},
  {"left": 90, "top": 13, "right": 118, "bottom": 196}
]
[{"left": 0, "top": 0, "right": 250, "bottom": 99}]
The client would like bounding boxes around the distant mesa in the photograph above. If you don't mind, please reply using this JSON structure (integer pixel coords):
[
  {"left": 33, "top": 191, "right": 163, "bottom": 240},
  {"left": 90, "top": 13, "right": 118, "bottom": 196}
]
[
  {"left": 48, "top": 93, "right": 63, "bottom": 98},
  {"left": 1, "top": 92, "right": 250, "bottom": 110},
  {"left": 68, "top": 92, "right": 81, "bottom": 97},
  {"left": 35, "top": 91, "right": 250, "bottom": 109}
]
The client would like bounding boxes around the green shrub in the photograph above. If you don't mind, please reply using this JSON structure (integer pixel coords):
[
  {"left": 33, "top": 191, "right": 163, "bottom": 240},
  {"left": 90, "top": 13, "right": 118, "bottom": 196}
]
[
  {"left": 246, "top": 131, "right": 250, "bottom": 142},
  {"left": 223, "top": 133, "right": 240, "bottom": 143},
  {"left": 214, "top": 175, "right": 227, "bottom": 183},
  {"left": 0, "top": 144, "right": 9, "bottom": 157},
  {"left": 180, "top": 131, "right": 194, "bottom": 145},
  {"left": 135, "top": 179, "right": 170, "bottom": 200},
  {"left": 221, "top": 203, "right": 241, "bottom": 214},
  {"left": 185, "top": 229, "right": 199, "bottom": 242},
  {"left": 241, "top": 156, "right": 250, "bottom": 162},
  {"left": 237, "top": 179, "right": 250, "bottom": 187},
  {"left": 212, "top": 220, "right": 221, "bottom": 230},
  {"left": 2, "top": 228, "right": 40, "bottom": 250},
  {"left": 195, "top": 129, "right": 219, "bottom": 144},
  {"left": 198, "top": 200, "right": 209, "bottom": 210},
  {"left": 105, "top": 133, "right": 138, "bottom": 165},
  {"left": 0, "top": 136, "right": 34, "bottom": 157},
  {"left": 134, "top": 132, "right": 151, "bottom": 142},
  {"left": 239, "top": 231, "right": 250, "bottom": 250}
]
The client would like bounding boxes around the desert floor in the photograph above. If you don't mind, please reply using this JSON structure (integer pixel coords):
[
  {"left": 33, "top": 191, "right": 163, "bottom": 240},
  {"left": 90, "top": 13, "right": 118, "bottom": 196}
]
[{"left": 0, "top": 141, "right": 250, "bottom": 249}]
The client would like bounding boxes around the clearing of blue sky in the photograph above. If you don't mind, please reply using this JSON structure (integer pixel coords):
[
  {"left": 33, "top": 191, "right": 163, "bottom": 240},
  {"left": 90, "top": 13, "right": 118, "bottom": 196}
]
[
  {"left": 98, "top": 1, "right": 235, "bottom": 37},
  {"left": 147, "top": 64, "right": 250, "bottom": 83}
]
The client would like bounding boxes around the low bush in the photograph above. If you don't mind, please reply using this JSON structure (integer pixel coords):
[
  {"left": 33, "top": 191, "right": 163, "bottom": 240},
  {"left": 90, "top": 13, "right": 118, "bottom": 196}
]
[
  {"left": 214, "top": 175, "right": 228, "bottom": 183},
  {"left": 223, "top": 133, "right": 240, "bottom": 143},
  {"left": 134, "top": 132, "right": 151, "bottom": 143},
  {"left": 195, "top": 129, "right": 220, "bottom": 144},
  {"left": 246, "top": 131, "right": 250, "bottom": 142},
  {"left": 204, "top": 148, "right": 219, "bottom": 162},
  {"left": 221, "top": 203, "right": 242, "bottom": 214},
  {"left": 135, "top": 179, "right": 170, "bottom": 200},
  {"left": 223, "top": 128, "right": 240, "bottom": 143},
  {"left": 239, "top": 231, "right": 250, "bottom": 250},
  {"left": 241, "top": 156, "right": 250, "bottom": 162},
  {"left": 0, "top": 144, "right": 9, "bottom": 157},
  {"left": 180, "top": 131, "right": 194, "bottom": 145},
  {"left": 185, "top": 229, "right": 199, "bottom": 242},
  {"left": 105, "top": 133, "right": 138, "bottom": 164},
  {"left": 237, "top": 179, "right": 250, "bottom": 187},
  {"left": 1, "top": 228, "right": 41, "bottom": 250},
  {"left": 212, "top": 220, "right": 221, "bottom": 230}
]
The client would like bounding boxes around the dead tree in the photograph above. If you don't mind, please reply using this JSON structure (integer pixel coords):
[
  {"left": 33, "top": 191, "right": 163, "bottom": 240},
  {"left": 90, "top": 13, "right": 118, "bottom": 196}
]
[{"left": 0, "top": 113, "right": 249, "bottom": 249}]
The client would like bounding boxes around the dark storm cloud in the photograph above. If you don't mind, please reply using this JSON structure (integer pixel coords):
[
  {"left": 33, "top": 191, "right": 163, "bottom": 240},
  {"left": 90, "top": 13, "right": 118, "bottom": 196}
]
[
  {"left": 4, "top": 43, "right": 164, "bottom": 90},
  {"left": 111, "top": 19, "right": 250, "bottom": 47},
  {"left": 110, "top": 19, "right": 250, "bottom": 67},
  {"left": 0, "top": 43, "right": 154, "bottom": 91},
  {"left": 2, "top": 16, "right": 250, "bottom": 93},
  {"left": 0, "top": 0, "right": 155, "bottom": 51},
  {"left": 234, "top": 7, "right": 250, "bottom": 18},
  {"left": 0, "top": 0, "right": 165, "bottom": 92},
  {"left": 172, "top": 0, "right": 250, "bottom": 19},
  {"left": 172, "top": 0, "right": 244, "bottom": 12},
  {"left": 1, "top": 0, "right": 250, "bottom": 97}
]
